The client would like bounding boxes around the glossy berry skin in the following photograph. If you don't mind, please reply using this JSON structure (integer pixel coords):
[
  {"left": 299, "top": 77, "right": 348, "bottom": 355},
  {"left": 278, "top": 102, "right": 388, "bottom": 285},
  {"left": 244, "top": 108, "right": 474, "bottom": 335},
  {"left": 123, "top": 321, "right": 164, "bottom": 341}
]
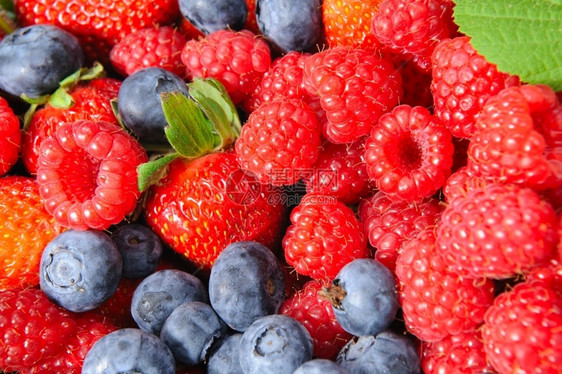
[
  {"left": 110, "top": 223, "right": 163, "bottom": 278},
  {"left": 337, "top": 331, "right": 421, "bottom": 374},
  {"left": 36, "top": 120, "right": 148, "bottom": 231},
  {"left": 256, "top": 0, "right": 324, "bottom": 53},
  {"left": 235, "top": 98, "right": 322, "bottom": 186},
  {"left": 0, "top": 287, "right": 116, "bottom": 373},
  {"left": 39, "top": 229, "right": 123, "bottom": 313},
  {"left": 364, "top": 104, "right": 454, "bottom": 202},
  {"left": 117, "top": 67, "right": 190, "bottom": 145},
  {"left": 0, "top": 176, "right": 66, "bottom": 291},
  {"left": 468, "top": 84, "right": 562, "bottom": 190},
  {"left": 160, "top": 301, "right": 227, "bottom": 366},
  {"left": 178, "top": 0, "right": 247, "bottom": 35},
  {"left": 22, "top": 77, "right": 122, "bottom": 175},
  {"left": 436, "top": 183, "right": 559, "bottom": 279},
  {"left": 482, "top": 268, "right": 562, "bottom": 373},
  {"left": 109, "top": 26, "right": 187, "bottom": 78},
  {"left": 359, "top": 190, "right": 444, "bottom": 272},
  {"left": 238, "top": 314, "right": 314, "bottom": 374},
  {"left": 208, "top": 241, "right": 286, "bottom": 332},
  {"left": 14, "top": 0, "right": 180, "bottom": 65},
  {"left": 82, "top": 328, "right": 175, "bottom": 374},
  {"left": 395, "top": 229, "right": 495, "bottom": 342},
  {"left": 431, "top": 36, "right": 519, "bottom": 139},
  {"left": 181, "top": 29, "right": 271, "bottom": 110},
  {"left": 280, "top": 280, "right": 352, "bottom": 360},
  {"left": 282, "top": 193, "right": 369, "bottom": 281},
  {"left": 0, "top": 24, "right": 83, "bottom": 99},
  {"left": 322, "top": 258, "right": 399, "bottom": 337},
  {"left": 206, "top": 333, "right": 244, "bottom": 374},
  {"left": 130, "top": 269, "right": 208, "bottom": 335},
  {"left": 0, "top": 97, "right": 21, "bottom": 176},
  {"left": 303, "top": 46, "right": 402, "bottom": 144},
  {"left": 144, "top": 151, "right": 286, "bottom": 270},
  {"left": 294, "top": 359, "right": 350, "bottom": 374}
]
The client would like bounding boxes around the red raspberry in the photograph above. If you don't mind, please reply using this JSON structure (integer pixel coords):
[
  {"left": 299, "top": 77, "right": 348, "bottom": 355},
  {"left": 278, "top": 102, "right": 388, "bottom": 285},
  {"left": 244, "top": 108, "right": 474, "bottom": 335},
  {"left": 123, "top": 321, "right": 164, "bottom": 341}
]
[
  {"left": 282, "top": 193, "right": 370, "bottom": 281},
  {"left": 0, "top": 97, "right": 21, "bottom": 176},
  {"left": 0, "top": 287, "right": 116, "bottom": 373},
  {"left": 181, "top": 29, "right": 271, "bottom": 111},
  {"left": 441, "top": 165, "right": 489, "bottom": 203},
  {"left": 468, "top": 84, "right": 562, "bottom": 190},
  {"left": 372, "top": 0, "right": 457, "bottom": 72},
  {"left": 364, "top": 104, "right": 454, "bottom": 201},
  {"left": 36, "top": 120, "right": 148, "bottom": 231},
  {"left": 431, "top": 36, "right": 519, "bottom": 138},
  {"left": 436, "top": 182, "right": 559, "bottom": 279},
  {"left": 279, "top": 280, "right": 352, "bottom": 360},
  {"left": 304, "top": 138, "right": 374, "bottom": 205},
  {"left": 109, "top": 26, "right": 187, "bottom": 78},
  {"left": 359, "top": 190, "right": 444, "bottom": 272},
  {"left": 395, "top": 229, "right": 495, "bottom": 342},
  {"left": 421, "top": 330, "right": 495, "bottom": 374},
  {"left": 482, "top": 265, "right": 562, "bottom": 373},
  {"left": 303, "top": 46, "right": 402, "bottom": 144},
  {"left": 394, "top": 57, "right": 434, "bottom": 108},
  {"left": 235, "top": 98, "right": 322, "bottom": 186}
]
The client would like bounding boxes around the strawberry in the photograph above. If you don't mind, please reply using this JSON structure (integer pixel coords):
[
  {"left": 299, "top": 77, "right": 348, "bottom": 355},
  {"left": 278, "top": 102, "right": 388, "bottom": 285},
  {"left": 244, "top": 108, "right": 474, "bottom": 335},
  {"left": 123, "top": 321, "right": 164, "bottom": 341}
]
[
  {"left": 0, "top": 176, "right": 66, "bottom": 291},
  {"left": 14, "top": 0, "right": 179, "bottom": 66},
  {"left": 0, "top": 96, "right": 21, "bottom": 176}
]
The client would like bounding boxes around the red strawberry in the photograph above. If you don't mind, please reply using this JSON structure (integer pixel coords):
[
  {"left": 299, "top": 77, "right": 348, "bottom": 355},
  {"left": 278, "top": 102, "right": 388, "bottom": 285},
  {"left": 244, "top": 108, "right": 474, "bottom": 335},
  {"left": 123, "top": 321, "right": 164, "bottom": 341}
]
[
  {"left": 364, "top": 104, "right": 454, "bottom": 201},
  {"left": 280, "top": 279, "right": 353, "bottom": 360},
  {"left": 0, "top": 287, "right": 116, "bottom": 373},
  {"left": 0, "top": 176, "right": 66, "bottom": 291},
  {"left": 109, "top": 25, "right": 187, "bottom": 78},
  {"left": 0, "top": 96, "right": 21, "bottom": 176},
  {"left": 36, "top": 120, "right": 148, "bottom": 230},
  {"left": 282, "top": 193, "right": 370, "bottom": 281},
  {"left": 22, "top": 76, "right": 122, "bottom": 175},
  {"left": 14, "top": 0, "right": 180, "bottom": 65},
  {"left": 303, "top": 45, "right": 402, "bottom": 144}
]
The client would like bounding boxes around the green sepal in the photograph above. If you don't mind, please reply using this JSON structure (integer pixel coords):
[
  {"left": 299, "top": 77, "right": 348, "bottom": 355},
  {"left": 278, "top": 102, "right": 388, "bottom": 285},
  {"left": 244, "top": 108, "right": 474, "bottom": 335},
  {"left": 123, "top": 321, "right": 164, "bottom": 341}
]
[
  {"left": 137, "top": 152, "right": 180, "bottom": 192},
  {"left": 0, "top": 0, "right": 14, "bottom": 13},
  {"left": 0, "top": 7, "right": 16, "bottom": 35}
]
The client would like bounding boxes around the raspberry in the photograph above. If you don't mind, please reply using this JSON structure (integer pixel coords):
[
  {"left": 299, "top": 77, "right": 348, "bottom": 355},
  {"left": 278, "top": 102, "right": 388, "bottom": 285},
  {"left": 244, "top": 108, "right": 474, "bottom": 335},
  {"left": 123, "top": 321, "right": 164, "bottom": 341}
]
[
  {"left": 431, "top": 36, "right": 519, "bottom": 138},
  {"left": 0, "top": 98, "right": 20, "bottom": 177},
  {"left": 394, "top": 57, "right": 434, "bottom": 108},
  {"left": 436, "top": 182, "right": 559, "bottom": 279},
  {"left": 303, "top": 46, "right": 402, "bottom": 144},
  {"left": 482, "top": 266, "right": 562, "bottom": 373},
  {"left": 359, "top": 190, "right": 444, "bottom": 272},
  {"left": 372, "top": 0, "right": 457, "bottom": 72},
  {"left": 282, "top": 193, "right": 370, "bottom": 281},
  {"left": 235, "top": 98, "right": 322, "bottom": 186},
  {"left": 36, "top": 120, "right": 148, "bottom": 230},
  {"left": 181, "top": 29, "right": 271, "bottom": 111},
  {"left": 441, "top": 165, "right": 489, "bottom": 203},
  {"left": 279, "top": 280, "right": 352, "bottom": 360},
  {"left": 395, "top": 229, "right": 496, "bottom": 342},
  {"left": 364, "top": 104, "right": 454, "bottom": 201},
  {"left": 109, "top": 26, "right": 187, "bottom": 78},
  {"left": 468, "top": 84, "right": 562, "bottom": 190}
]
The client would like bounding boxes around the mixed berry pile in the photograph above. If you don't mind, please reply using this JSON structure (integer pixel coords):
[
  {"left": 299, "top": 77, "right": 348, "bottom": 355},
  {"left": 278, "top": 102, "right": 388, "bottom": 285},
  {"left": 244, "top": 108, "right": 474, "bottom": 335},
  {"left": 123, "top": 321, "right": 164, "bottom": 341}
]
[{"left": 0, "top": 0, "right": 561, "bottom": 373}]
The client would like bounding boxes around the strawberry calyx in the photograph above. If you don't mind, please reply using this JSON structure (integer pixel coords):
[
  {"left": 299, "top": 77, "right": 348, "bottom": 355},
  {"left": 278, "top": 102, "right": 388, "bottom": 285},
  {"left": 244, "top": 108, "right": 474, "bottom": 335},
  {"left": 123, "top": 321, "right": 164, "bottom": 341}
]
[{"left": 137, "top": 77, "right": 242, "bottom": 192}]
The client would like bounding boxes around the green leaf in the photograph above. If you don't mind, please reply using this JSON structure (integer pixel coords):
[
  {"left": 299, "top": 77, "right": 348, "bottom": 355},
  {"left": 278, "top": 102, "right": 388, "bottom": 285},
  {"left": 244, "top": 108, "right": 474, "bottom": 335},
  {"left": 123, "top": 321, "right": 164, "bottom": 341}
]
[
  {"left": 137, "top": 152, "right": 180, "bottom": 192},
  {"left": 454, "top": 0, "right": 562, "bottom": 91},
  {"left": 0, "top": 0, "right": 14, "bottom": 12}
]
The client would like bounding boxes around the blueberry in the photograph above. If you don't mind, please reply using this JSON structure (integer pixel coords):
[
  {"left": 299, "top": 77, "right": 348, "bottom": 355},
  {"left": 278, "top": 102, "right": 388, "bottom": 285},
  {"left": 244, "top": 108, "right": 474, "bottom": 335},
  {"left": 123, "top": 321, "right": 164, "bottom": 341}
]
[
  {"left": 238, "top": 314, "right": 313, "bottom": 374},
  {"left": 0, "top": 24, "right": 84, "bottom": 99},
  {"left": 39, "top": 229, "right": 122, "bottom": 313},
  {"left": 322, "top": 258, "right": 399, "bottom": 337},
  {"left": 131, "top": 269, "right": 208, "bottom": 335},
  {"left": 294, "top": 359, "right": 350, "bottom": 374},
  {"left": 179, "top": 0, "right": 248, "bottom": 35},
  {"left": 111, "top": 223, "right": 163, "bottom": 278},
  {"left": 160, "top": 301, "right": 227, "bottom": 366},
  {"left": 256, "top": 0, "right": 325, "bottom": 53},
  {"left": 208, "top": 241, "right": 286, "bottom": 332},
  {"left": 336, "top": 331, "right": 421, "bottom": 374},
  {"left": 207, "top": 332, "right": 244, "bottom": 374},
  {"left": 82, "top": 328, "right": 175, "bottom": 374},
  {"left": 117, "top": 67, "right": 190, "bottom": 145}
]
